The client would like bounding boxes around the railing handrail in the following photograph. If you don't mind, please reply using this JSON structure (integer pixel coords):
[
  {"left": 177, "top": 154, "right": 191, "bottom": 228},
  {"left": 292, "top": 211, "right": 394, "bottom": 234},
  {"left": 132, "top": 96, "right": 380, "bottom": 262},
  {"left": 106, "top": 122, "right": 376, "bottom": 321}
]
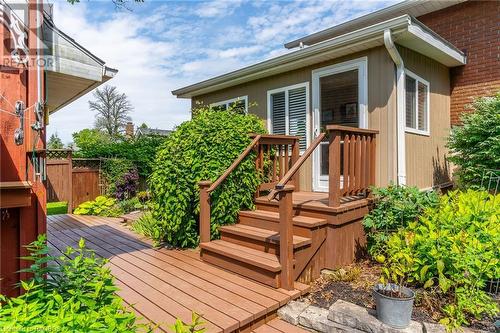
[
  {"left": 206, "top": 134, "right": 262, "bottom": 194},
  {"left": 267, "top": 132, "right": 326, "bottom": 201},
  {"left": 326, "top": 125, "right": 379, "bottom": 135}
]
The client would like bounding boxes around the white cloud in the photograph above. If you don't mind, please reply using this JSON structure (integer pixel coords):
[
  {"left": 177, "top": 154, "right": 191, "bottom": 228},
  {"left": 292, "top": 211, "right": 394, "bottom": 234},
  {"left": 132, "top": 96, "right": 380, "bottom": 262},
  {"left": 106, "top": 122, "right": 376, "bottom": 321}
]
[
  {"left": 194, "top": 0, "right": 243, "bottom": 18},
  {"left": 47, "top": 0, "right": 396, "bottom": 144}
]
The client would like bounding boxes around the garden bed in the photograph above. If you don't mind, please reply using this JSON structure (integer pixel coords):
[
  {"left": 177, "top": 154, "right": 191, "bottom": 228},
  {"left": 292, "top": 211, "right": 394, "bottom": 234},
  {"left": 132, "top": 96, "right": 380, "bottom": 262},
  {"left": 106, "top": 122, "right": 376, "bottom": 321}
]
[{"left": 304, "top": 261, "right": 499, "bottom": 332}]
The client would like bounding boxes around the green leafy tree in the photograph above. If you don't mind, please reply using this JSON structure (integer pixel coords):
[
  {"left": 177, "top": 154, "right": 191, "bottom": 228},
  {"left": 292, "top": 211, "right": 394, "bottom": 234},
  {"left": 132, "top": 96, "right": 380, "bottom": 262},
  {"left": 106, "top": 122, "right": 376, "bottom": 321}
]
[
  {"left": 72, "top": 128, "right": 111, "bottom": 156},
  {"left": 148, "top": 108, "right": 267, "bottom": 247},
  {"left": 47, "top": 133, "right": 64, "bottom": 149},
  {"left": 89, "top": 86, "right": 133, "bottom": 139},
  {"left": 447, "top": 92, "right": 500, "bottom": 187}
]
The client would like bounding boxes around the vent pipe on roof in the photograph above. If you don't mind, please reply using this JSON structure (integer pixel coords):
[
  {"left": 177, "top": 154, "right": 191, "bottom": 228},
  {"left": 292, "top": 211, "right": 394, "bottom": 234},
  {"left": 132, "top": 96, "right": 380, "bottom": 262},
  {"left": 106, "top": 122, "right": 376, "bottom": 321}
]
[{"left": 383, "top": 28, "right": 406, "bottom": 186}]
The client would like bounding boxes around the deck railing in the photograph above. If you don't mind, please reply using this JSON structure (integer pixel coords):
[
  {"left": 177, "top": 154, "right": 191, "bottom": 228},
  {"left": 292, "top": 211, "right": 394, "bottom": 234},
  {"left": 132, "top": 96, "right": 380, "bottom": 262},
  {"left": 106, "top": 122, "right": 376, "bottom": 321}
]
[
  {"left": 254, "top": 135, "right": 301, "bottom": 193},
  {"left": 326, "top": 125, "right": 378, "bottom": 207},
  {"left": 198, "top": 128, "right": 377, "bottom": 290},
  {"left": 198, "top": 134, "right": 300, "bottom": 244}
]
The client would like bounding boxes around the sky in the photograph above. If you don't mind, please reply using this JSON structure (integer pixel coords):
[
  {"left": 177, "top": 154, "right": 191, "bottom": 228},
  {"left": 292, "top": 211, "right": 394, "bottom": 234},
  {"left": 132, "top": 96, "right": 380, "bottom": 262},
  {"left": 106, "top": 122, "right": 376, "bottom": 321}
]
[{"left": 47, "top": 0, "right": 398, "bottom": 144}]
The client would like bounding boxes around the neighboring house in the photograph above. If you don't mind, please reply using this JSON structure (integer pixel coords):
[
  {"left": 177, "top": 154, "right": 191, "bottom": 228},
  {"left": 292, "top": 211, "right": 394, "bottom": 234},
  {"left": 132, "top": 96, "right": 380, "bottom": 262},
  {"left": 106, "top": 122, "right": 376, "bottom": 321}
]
[
  {"left": 0, "top": 1, "right": 115, "bottom": 296},
  {"left": 173, "top": 0, "right": 499, "bottom": 191},
  {"left": 135, "top": 127, "right": 172, "bottom": 138}
]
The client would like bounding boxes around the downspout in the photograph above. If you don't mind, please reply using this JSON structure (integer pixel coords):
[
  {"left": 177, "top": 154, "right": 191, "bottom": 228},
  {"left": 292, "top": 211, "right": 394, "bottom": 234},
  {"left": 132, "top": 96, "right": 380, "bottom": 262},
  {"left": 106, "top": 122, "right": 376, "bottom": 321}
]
[{"left": 383, "top": 29, "right": 406, "bottom": 186}]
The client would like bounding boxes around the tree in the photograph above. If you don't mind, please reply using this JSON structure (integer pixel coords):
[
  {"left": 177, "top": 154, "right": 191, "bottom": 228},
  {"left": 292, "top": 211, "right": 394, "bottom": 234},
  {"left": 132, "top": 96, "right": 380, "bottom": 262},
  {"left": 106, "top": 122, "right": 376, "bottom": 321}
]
[
  {"left": 89, "top": 86, "right": 133, "bottom": 139},
  {"left": 447, "top": 92, "right": 500, "bottom": 187},
  {"left": 47, "top": 133, "right": 64, "bottom": 149}
]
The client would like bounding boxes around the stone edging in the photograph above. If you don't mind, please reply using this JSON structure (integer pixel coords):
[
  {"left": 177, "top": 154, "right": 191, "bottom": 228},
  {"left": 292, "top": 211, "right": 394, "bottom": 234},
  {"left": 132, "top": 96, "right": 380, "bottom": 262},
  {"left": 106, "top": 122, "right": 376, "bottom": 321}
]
[{"left": 278, "top": 300, "right": 489, "bottom": 333}]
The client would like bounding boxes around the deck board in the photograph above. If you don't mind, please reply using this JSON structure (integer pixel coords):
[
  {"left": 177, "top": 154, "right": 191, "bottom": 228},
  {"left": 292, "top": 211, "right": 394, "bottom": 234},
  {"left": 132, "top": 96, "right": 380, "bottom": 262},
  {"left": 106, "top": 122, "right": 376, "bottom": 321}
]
[{"left": 47, "top": 214, "right": 308, "bottom": 333}]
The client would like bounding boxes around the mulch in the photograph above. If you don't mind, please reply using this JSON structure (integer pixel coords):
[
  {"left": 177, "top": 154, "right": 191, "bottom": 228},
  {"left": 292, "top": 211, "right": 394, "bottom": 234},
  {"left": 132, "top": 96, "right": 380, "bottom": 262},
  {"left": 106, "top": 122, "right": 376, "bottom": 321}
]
[{"left": 304, "top": 260, "right": 498, "bottom": 332}]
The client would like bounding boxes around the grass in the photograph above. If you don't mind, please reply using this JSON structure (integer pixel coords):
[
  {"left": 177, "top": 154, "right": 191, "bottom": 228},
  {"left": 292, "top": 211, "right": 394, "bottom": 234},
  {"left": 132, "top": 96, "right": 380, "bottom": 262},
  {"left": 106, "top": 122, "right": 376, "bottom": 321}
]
[{"left": 47, "top": 201, "right": 68, "bottom": 215}]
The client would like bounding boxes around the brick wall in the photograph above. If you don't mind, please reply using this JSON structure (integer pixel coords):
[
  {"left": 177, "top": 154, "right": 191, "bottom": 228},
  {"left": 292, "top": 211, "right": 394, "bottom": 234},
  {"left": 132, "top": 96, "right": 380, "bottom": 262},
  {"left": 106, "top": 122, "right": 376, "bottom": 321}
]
[{"left": 418, "top": 1, "right": 500, "bottom": 125}]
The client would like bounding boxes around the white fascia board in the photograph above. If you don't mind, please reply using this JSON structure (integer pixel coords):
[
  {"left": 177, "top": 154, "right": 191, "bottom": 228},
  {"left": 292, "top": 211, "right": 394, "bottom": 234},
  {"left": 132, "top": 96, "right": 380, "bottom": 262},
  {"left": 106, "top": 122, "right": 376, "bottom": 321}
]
[{"left": 407, "top": 22, "right": 466, "bottom": 66}]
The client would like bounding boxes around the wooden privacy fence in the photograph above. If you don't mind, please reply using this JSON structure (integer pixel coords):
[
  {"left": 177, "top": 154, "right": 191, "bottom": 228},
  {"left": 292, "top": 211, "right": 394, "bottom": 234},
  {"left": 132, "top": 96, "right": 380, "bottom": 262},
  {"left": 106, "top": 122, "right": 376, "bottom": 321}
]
[{"left": 46, "top": 150, "right": 102, "bottom": 212}]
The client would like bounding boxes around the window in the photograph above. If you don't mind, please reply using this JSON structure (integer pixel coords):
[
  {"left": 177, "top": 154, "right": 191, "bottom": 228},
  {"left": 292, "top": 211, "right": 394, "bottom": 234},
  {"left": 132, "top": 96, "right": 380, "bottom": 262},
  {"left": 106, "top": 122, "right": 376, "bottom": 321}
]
[
  {"left": 211, "top": 96, "right": 248, "bottom": 114},
  {"left": 405, "top": 71, "right": 429, "bottom": 135},
  {"left": 267, "top": 83, "right": 309, "bottom": 151}
]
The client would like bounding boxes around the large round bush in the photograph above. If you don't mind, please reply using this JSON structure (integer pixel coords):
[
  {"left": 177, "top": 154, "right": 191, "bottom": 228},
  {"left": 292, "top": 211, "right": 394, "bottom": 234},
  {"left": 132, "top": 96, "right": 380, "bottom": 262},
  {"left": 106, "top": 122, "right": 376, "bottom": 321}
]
[{"left": 149, "top": 109, "right": 267, "bottom": 247}]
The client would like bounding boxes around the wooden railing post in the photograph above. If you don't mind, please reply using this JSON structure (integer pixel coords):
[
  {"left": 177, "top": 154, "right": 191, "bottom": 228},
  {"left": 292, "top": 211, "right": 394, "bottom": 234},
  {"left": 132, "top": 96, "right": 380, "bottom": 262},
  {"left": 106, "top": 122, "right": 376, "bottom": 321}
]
[
  {"left": 198, "top": 181, "right": 212, "bottom": 244},
  {"left": 291, "top": 139, "right": 300, "bottom": 191},
  {"left": 278, "top": 185, "right": 295, "bottom": 290},
  {"left": 329, "top": 130, "right": 341, "bottom": 207}
]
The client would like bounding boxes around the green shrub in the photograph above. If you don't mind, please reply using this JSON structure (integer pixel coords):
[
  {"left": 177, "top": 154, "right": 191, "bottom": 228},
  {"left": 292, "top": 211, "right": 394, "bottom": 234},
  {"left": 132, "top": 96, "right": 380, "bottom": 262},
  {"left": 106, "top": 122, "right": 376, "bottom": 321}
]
[
  {"left": 447, "top": 92, "right": 500, "bottom": 188},
  {"left": 47, "top": 201, "right": 68, "bottom": 215},
  {"left": 74, "top": 195, "right": 122, "bottom": 217},
  {"left": 149, "top": 108, "right": 267, "bottom": 247},
  {"left": 131, "top": 212, "right": 162, "bottom": 246},
  {"left": 101, "top": 158, "right": 137, "bottom": 196},
  {"left": 362, "top": 185, "right": 439, "bottom": 256},
  {"left": 0, "top": 235, "right": 150, "bottom": 332},
  {"left": 170, "top": 312, "right": 206, "bottom": 333},
  {"left": 382, "top": 190, "right": 500, "bottom": 329}
]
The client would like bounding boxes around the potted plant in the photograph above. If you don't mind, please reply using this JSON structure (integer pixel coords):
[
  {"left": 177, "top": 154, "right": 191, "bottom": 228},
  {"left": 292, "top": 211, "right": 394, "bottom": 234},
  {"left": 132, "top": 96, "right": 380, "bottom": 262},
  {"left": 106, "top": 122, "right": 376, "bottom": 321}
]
[{"left": 373, "top": 251, "right": 415, "bottom": 328}]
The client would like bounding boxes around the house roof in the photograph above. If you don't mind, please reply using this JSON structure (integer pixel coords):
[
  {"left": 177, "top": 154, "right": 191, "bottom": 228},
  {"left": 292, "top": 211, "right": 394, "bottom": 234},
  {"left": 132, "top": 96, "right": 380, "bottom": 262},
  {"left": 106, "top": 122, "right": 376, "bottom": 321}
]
[
  {"left": 136, "top": 128, "right": 172, "bottom": 137},
  {"left": 284, "top": 0, "right": 466, "bottom": 49},
  {"left": 42, "top": 13, "right": 117, "bottom": 113},
  {"left": 172, "top": 15, "right": 466, "bottom": 99}
]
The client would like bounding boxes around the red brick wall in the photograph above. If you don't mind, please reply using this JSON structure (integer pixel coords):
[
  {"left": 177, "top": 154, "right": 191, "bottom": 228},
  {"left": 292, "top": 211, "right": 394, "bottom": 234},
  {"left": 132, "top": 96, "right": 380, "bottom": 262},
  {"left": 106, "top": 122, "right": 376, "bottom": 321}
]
[{"left": 418, "top": 0, "right": 500, "bottom": 125}]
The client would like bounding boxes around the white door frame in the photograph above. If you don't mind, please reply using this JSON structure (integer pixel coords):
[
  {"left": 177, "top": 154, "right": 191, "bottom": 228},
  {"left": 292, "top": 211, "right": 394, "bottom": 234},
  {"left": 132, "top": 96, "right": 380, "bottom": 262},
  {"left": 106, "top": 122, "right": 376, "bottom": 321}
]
[{"left": 312, "top": 57, "right": 368, "bottom": 192}]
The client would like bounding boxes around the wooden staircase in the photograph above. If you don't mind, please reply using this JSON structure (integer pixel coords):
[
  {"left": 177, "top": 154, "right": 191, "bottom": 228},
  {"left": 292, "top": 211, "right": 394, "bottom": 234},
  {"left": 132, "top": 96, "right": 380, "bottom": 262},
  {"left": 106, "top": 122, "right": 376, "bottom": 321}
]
[
  {"left": 200, "top": 209, "right": 327, "bottom": 288},
  {"left": 198, "top": 127, "right": 378, "bottom": 290}
]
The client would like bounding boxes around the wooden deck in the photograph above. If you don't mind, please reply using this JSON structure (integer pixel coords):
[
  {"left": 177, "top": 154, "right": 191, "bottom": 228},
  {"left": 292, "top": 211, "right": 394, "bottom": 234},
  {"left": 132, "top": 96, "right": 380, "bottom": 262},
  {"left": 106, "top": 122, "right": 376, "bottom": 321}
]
[{"left": 47, "top": 214, "right": 310, "bottom": 333}]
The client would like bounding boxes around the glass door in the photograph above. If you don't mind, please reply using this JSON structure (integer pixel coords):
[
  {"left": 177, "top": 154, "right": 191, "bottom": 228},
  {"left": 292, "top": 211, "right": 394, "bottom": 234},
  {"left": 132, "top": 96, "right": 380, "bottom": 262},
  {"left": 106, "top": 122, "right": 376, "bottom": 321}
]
[{"left": 312, "top": 58, "right": 367, "bottom": 192}]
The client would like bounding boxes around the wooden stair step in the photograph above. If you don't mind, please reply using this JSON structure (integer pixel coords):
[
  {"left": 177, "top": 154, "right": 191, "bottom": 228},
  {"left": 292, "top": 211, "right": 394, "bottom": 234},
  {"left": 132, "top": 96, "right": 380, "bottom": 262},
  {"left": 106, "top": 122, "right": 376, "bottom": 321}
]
[
  {"left": 239, "top": 210, "right": 327, "bottom": 228},
  {"left": 200, "top": 240, "right": 281, "bottom": 272},
  {"left": 220, "top": 224, "right": 311, "bottom": 248}
]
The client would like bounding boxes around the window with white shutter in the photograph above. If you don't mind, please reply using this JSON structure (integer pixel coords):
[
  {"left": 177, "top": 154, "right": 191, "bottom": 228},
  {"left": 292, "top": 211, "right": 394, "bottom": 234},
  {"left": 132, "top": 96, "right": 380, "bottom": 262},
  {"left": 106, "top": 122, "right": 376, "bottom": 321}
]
[{"left": 268, "top": 83, "right": 309, "bottom": 151}]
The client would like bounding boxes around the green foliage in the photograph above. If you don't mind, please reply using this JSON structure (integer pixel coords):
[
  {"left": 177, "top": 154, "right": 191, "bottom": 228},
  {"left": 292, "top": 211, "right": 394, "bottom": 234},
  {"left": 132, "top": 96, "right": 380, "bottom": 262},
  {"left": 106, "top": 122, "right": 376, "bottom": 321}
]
[
  {"left": 74, "top": 195, "right": 122, "bottom": 217},
  {"left": 47, "top": 133, "right": 64, "bottom": 149},
  {"left": 131, "top": 212, "right": 162, "bottom": 247},
  {"left": 118, "top": 197, "right": 142, "bottom": 213},
  {"left": 362, "top": 185, "right": 439, "bottom": 256},
  {"left": 149, "top": 108, "right": 267, "bottom": 247},
  {"left": 169, "top": 312, "right": 206, "bottom": 333},
  {"left": 73, "top": 129, "right": 165, "bottom": 180},
  {"left": 382, "top": 190, "right": 500, "bottom": 329},
  {"left": 0, "top": 235, "right": 150, "bottom": 332},
  {"left": 47, "top": 201, "right": 68, "bottom": 215},
  {"left": 447, "top": 92, "right": 500, "bottom": 187}
]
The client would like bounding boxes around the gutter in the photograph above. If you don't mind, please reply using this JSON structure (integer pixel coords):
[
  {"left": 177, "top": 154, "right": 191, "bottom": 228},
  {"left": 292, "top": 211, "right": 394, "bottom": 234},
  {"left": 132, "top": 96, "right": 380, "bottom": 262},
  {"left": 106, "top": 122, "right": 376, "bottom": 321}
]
[{"left": 383, "top": 29, "right": 406, "bottom": 186}]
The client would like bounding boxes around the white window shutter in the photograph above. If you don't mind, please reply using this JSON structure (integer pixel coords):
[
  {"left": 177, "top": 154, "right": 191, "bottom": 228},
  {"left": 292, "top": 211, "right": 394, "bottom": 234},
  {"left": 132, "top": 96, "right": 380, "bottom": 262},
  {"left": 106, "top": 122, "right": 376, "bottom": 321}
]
[
  {"left": 288, "top": 87, "right": 307, "bottom": 150},
  {"left": 271, "top": 92, "right": 286, "bottom": 135}
]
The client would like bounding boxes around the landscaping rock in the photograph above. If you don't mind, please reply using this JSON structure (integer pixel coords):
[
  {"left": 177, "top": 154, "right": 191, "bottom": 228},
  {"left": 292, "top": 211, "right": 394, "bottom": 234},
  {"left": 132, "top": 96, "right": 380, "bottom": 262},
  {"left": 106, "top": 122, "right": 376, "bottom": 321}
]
[
  {"left": 328, "top": 300, "right": 423, "bottom": 333},
  {"left": 422, "top": 322, "right": 490, "bottom": 333},
  {"left": 278, "top": 300, "right": 310, "bottom": 325},
  {"left": 422, "top": 322, "right": 446, "bottom": 333},
  {"left": 298, "top": 305, "right": 329, "bottom": 331}
]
